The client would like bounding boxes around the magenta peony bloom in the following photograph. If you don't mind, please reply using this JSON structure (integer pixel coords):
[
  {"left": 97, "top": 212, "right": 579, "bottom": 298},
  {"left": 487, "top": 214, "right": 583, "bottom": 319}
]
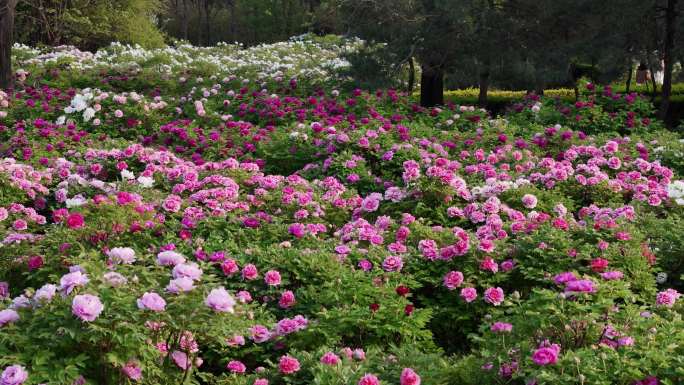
[
  {"left": 491, "top": 322, "right": 513, "bottom": 333},
  {"left": 358, "top": 374, "right": 381, "bottom": 385},
  {"left": 564, "top": 279, "right": 596, "bottom": 294},
  {"left": 205, "top": 287, "right": 236, "bottom": 313},
  {"left": 1, "top": 365, "right": 28, "bottom": 385},
  {"left": 72, "top": 294, "right": 103, "bottom": 322},
  {"left": 531, "top": 342, "right": 561, "bottom": 366},
  {"left": 0, "top": 282, "right": 8, "bottom": 299},
  {"left": 264, "top": 270, "right": 282, "bottom": 286},
  {"left": 400, "top": 368, "right": 421, "bottom": 385},
  {"left": 121, "top": 361, "right": 142, "bottom": 381},
  {"left": 278, "top": 355, "right": 300, "bottom": 374},
  {"left": 443, "top": 271, "right": 464, "bottom": 290},
  {"left": 279, "top": 290, "right": 296, "bottom": 308},
  {"left": 460, "top": 287, "right": 477, "bottom": 303},
  {"left": 484, "top": 287, "right": 505, "bottom": 306},
  {"left": 382, "top": 255, "right": 403, "bottom": 272},
  {"left": 656, "top": 289, "right": 680, "bottom": 307},
  {"left": 65, "top": 212, "right": 85, "bottom": 229},
  {"left": 242, "top": 264, "right": 259, "bottom": 280},
  {"left": 137, "top": 292, "right": 166, "bottom": 312},
  {"left": 253, "top": 379, "right": 269, "bottom": 385},
  {"left": 226, "top": 360, "right": 246, "bottom": 373},
  {"left": 320, "top": 352, "right": 340, "bottom": 365}
]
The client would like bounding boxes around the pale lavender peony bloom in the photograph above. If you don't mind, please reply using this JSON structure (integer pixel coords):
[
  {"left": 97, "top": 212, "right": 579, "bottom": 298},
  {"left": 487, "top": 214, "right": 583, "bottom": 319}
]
[
  {"left": 205, "top": 288, "right": 236, "bottom": 313},
  {"left": 59, "top": 271, "right": 89, "bottom": 295},
  {"left": 106, "top": 247, "right": 136, "bottom": 265},
  {"left": 166, "top": 277, "right": 195, "bottom": 294},
  {"left": 72, "top": 294, "right": 104, "bottom": 322},
  {"left": 156, "top": 251, "right": 186, "bottom": 266},
  {"left": 0, "top": 309, "right": 20, "bottom": 327},
  {"left": 137, "top": 292, "right": 166, "bottom": 312},
  {"left": 1, "top": 365, "right": 28, "bottom": 385}
]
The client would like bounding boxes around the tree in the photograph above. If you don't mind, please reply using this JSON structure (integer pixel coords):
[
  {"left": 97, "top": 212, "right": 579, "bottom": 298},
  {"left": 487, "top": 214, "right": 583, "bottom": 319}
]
[
  {"left": 0, "top": 0, "right": 17, "bottom": 90},
  {"left": 659, "top": 0, "right": 680, "bottom": 120},
  {"left": 336, "top": 0, "right": 474, "bottom": 107}
]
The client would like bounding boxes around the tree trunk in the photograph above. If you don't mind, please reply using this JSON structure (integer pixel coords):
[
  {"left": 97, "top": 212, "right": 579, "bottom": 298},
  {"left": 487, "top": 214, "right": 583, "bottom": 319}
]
[
  {"left": 203, "top": 0, "right": 211, "bottom": 46},
  {"left": 227, "top": 0, "right": 236, "bottom": 41},
  {"left": 478, "top": 64, "right": 490, "bottom": 108},
  {"left": 407, "top": 57, "right": 415, "bottom": 93},
  {"left": 625, "top": 60, "right": 633, "bottom": 93},
  {"left": 647, "top": 59, "right": 658, "bottom": 102},
  {"left": 0, "top": 0, "right": 16, "bottom": 90},
  {"left": 181, "top": 0, "right": 189, "bottom": 41},
  {"left": 659, "top": 0, "right": 678, "bottom": 122},
  {"left": 420, "top": 64, "right": 444, "bottom": 107}
]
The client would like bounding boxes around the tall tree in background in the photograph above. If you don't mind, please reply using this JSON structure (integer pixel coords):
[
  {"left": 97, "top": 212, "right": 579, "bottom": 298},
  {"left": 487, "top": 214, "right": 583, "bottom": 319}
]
[
  {"left": 336, "top": 0, "right": 473, "bottom": 107},
  {"left": 659, "top": 0, "right": 680, "bottom": 120},
  {"left": 0, "top": 0, "right": 17, "bottom": 90}
]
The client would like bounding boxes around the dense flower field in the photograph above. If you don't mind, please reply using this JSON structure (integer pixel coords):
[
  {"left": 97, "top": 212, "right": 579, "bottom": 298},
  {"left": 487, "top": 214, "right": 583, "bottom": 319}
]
[{"left": 1, "top": 36, "right": 684, "bottom": 385}]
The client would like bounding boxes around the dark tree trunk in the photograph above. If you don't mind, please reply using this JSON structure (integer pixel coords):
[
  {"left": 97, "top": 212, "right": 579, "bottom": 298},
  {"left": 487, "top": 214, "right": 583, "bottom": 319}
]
[
  {"left": 0, "top": 0, "right": 16, "bottom": 90},
  {"left": 203, "top": 0, "right": 211, "bottom": 46},
  {"left": 647, "top": 59, "right": 658, "bottom": 101},
  {"left": 181, "top": 0, "right": 189, "bottom": 41},
  {"left": 407, "top": 57, "right": 415, "bottom": 93},
  {"left": 625, "top": 60, "right": 633, "bottom": 93},
  {"left": 227, "top": 0, "right": 236, "bottom": 40},
  {"left": 659, "top": 0, "right": 678, "bottom": 122},
  {"left": 478, "top": 65, "right": 490, "bottom": 108},
  {"left": 420, "top": 64, "right": 444, "bottom": 107}
]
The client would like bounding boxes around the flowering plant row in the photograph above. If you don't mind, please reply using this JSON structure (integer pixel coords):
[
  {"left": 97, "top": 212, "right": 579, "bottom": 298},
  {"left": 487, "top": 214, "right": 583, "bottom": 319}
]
[{"left": 1, "top": 39, "right": 683, "bottom": 385}]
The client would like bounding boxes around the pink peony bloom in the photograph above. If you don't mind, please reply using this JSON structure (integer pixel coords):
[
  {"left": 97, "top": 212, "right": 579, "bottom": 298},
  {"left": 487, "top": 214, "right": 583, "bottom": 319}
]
[
  {"left": 137, "top": 292, "right": 166, "bottom": 312},
  {"left": 278, "top": 355, "right": 300, "bottom": 375},
  {"left": 279, "top": 290, "right": 296, "bottom": 308},
  {"left": 72, "top": 294, "right": 104, "bottom": 322},
  {"left": 320, "top": 352, "right": 341, "bottom": 365},
  {"left": 484, "top": 287, "right": 505, "bottom": 306},
  {"left": 656, "top": 289, "right": 680, "bottom": 307},
  {"left": 443, "top": 271, "right": 464, "bottom": 290},
  {"left": 491, "top": 322, "right": 513, "bottom": 333},
  {"left": 121, "top": 361, "right": 142, "bottom": 381},
  {"left": 242, "top": 264, "right": 259, "bottom": 280},
  {"left": 0, "top": 309, "right": 20, "bottom": 328},
  {"left": 205, "top": 287, "right": 236, "bottom": 313},
  {"left": 226, "top": 360, "right": 246, "bottom": 373},
  {"left": 531, "top": 342, "right": 561, "bottom": 366},
  {"left": 264, "top": 270, "right": 282, "bottom": 286},
  {"left": 358, "top": 374, "right": 380, "bottom": 385},
  {"left": 1, "top": 365, "right": 28, "bottom": 385},
  {"left": 460, "top": 287, "right": 477, "bottom": 303},
  {"left": 400, "top": 368, "right": 421, "bottom": 385},
  {"left": 65, "top": 212, "right": 85, "bottom": 229}
]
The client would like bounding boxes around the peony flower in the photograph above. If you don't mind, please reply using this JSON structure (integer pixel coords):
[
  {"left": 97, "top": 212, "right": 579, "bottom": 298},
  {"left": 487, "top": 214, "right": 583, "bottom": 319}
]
[
  {"left": 264, "top": 270, "right": 282, "bottom": 286},
  {"left": 226, "top": 360, "right": 246, "bottom": 373},
  {"left": 443, "top": 271, "right": 464, "bottom": 290},
  {"left": 382, "top": 255, "right": 403, "bottom": 272},
  {"left": 157, "top": 251, "right": 186, "bottom": 266},
  {"left": 279, "top": 290, "right": 296, "bottom": 308},
  {"left": 107, "top": 247, "right": 136, "bottom": 265},
  {"left": 656, "top": 289, "right": 680, "bottom": 307},
  {"left": 1, "top": 365, "right": 28, "bottom": 385},
  {"left": 205, "top": 287, "right": 236, "bottom": 313},
  {"left": 59, "top": 271, "right": 89, "bottom": 295},
  {"left": 491, "top": 322, "right": 513, "bottom": 333},
  {"left": 531, "top": 342, "right": 561, "bottom": 366},
  {"left": 358, "top": 374, "right": 380, "bottom": 385},
  {"left": 242, "top": 264, "right": 259, "bottom": 280},
  {"left": 400, "top": 368, "right": 421, "bottom": 385},
  {"left": 460, "top": 287, "right": 477, "bottom": 303},
  {"left": 137, "top": 292, "right": 166, "bottom": 312},
  {"left": 172, "top": 263, "right": 203, "bottom": 281},
  {"left": 0, "top": 309, "right": 20, "bottom": 328},
  {"left": 103, "top": 272, "right": 127, "bottom": 287},
  {"left": 278, "top": 355, "right": 300, "bottom": 374},
  {"left": 484, "top": 287, "right": 505, "bottom": 306},
  {"left": 72, "top": 294, "right": 104, "bottom": 322},
  {"left": 121, "top": 361, "right": 142, "bottom": 381},
  {"left": 166, "top": 277, "right": 195, "bottom": 294},
  {"left": 320, "top": 352, "right": 340, "bottom": 365},
  {"left": 65, "top": 212, "right": 85, "bottom": 229}
]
